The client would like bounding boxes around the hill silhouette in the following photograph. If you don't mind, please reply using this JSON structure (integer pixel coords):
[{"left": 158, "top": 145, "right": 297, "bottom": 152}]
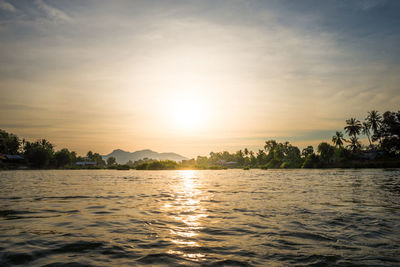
[{"left": 102, "top": 149, "right": 188, "bottom": 164}]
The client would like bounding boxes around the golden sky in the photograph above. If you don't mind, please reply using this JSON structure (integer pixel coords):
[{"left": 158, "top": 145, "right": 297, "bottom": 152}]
[{"left": 1, "top": 0, "right": 399, "bottom": 157}]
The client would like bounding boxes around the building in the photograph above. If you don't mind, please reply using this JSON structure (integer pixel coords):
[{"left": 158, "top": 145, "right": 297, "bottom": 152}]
[
  {"left": 0, "top": 154, "right": 27, "bottom": 169},
  {"left": 76, "top": 161, "right": 97, "bottom": 166}
]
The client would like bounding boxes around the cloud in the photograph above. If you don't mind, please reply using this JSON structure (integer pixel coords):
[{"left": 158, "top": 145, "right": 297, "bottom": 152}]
[
  {"left": 35, "top": 0, "right": 71, "bottom": 22},
  {"left": 355, "top": 0, "right": 385, "bottom": 10},
  {"left": 0, "top": 1, "right": 399, "bottom": 155},
  {"left": 0, "top": 0, "right": 16, "bottom": 12}
]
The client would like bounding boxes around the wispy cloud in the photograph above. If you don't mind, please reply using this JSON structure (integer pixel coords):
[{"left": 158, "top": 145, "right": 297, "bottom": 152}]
[
  {"left": 0, "top": 0, "right": 16, "bottom": 12},
  {"left": 355, "top": 0, "right": 385, "bottom": 10},
  {"left": 35, "top": 0, "right": 71, "bottom": 22},
  {"left": 0, "top": 1, "right": 399, "bottom": 156}
]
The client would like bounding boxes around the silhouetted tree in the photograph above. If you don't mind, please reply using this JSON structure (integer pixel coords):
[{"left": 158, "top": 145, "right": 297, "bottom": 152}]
[
  {"left": 24, "top": 139, "right": 54, "bottom": 168},
  {"left": 54, "top": 148, "right": 75, "bottom": 168},
  {"left": 87, "top": 151, "right": 94, "bottom": 159},
  {"left": 344, "top": 118, "right": 362, "bottom": 137},
  {"left": 107, "top": 156, "right": 116, "bottom": 166},
  {"left": 236, "top": 150, "right": 245, "bottom": 165},
  {"left": 317, "top": 142, "right": 335, "bottom": 163},
  {"left": 366, "top": 110, "right": 382, "bottom": 142},
  {"left": 302, "top": 146, "right": 314, "bottom": 157},
  {"left": 347, "top": 136, "right": 361, "bottom": 153},
  {"left": 332, "top": 131, "right": 345, "bottom": 147},
  {"left": 256, "top": 149, "right": 266, "bottom": 165},
  {"left": 379, "top": 111, "right": 400, "bottom": 155},
  {"left": 264, "top": 140, "right": 277, "bottom": 154},
  {"left": 361, "top": 122, "right": 372, "bottom": 147},
  {"left": 302, "top": 154, "right": 320, "bottom": 168},
  {"left": 0, "top": 129, "right": 20, "bottom": 155}
]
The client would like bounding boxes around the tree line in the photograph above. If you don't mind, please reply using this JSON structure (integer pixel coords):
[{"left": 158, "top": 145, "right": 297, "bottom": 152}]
[
  {"left": 0, "top": 131, "right": 107, "bottom": 169},
  {"left": 1, "top": 110, "right": 399, "bottom": 170},
  {"left": 191, "top": 110, "right": 399, "bottom": 169}
]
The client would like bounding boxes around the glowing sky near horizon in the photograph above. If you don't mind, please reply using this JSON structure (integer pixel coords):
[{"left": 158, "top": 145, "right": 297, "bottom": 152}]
[{"left": 0, "top": 0, "right": 399, "bottom": 157}]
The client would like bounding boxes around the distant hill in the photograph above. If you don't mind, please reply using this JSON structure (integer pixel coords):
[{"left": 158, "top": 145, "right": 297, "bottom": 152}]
[{"left": 102, "top": 149, "right": 188, "bottom": 164}]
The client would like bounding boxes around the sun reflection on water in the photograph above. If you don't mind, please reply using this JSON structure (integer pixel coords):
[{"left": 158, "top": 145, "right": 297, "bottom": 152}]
[{"left": 163, "top": 170, "right": 207, "bottom": 261}]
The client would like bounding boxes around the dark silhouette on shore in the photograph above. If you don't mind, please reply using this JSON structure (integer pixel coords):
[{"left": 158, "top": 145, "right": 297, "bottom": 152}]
[{"left": 1, "top": 110, "right": 399, "bottom": 170}]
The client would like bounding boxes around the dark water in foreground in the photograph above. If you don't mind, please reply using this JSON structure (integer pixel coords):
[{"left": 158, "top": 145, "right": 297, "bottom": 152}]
[{"left": 0, "top": 169, "right": 399, "bottom": 266}]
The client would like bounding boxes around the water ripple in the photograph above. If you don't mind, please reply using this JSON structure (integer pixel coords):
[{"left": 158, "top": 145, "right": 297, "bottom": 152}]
[{"left": 0, "top": 169, "right": 399, "bottom": 266}]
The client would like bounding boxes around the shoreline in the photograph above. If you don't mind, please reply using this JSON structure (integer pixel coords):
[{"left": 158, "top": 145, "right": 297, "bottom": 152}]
[{"left": 2, "top": 166, "right": 400, "bottom": 171}]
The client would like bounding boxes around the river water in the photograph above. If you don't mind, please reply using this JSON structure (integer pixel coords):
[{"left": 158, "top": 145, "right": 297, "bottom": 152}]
[{"left": 0, "top": 169, "right": 399, "bottom": 266}]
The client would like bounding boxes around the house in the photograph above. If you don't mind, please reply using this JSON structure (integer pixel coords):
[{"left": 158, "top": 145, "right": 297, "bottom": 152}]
[
  {"left": 359, "top": 151, "right": 382, "bottom": 160},
  {"left": 0, "top": 154, "right": 25, "bottom": 163},
  {"left": 76, "top": 161, "right": 97, "bottom": 166},
  {"left": 216, "top": 160, "right": 238, "bottom": 167},
  {"left": 0, "top": 154, "right": 27, "bottom": 169}
]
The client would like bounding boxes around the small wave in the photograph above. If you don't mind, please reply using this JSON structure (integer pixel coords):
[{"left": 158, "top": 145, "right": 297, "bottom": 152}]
[
  {"left": 41, "top": 262, "right": 94, "bottom": 267},
  {"left": 52, "top": 241, "right": 104, "bottom": 253},
  {"left": 280, "top": 231, "right": 335, "bottom": 242},
  {"left": 209, "top": 259, "right": 253, "bottom": 266},
  {"left": 136, "top": 252, "right": 185, "bottom": 265}
]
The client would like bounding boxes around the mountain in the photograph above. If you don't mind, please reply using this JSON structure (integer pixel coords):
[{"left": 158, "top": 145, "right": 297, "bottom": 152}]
[{"left": 102, "top": 149, "right": 189, "bottom": 164}]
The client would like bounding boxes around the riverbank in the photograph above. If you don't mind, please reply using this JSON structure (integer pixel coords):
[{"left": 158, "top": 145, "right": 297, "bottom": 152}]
[{"left": 2, "top": 159, "right": 400, "bottom": 171}]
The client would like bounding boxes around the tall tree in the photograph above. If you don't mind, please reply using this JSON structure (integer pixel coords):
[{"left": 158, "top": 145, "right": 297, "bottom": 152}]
[
  {"left": 256, "top": 149, "right": 266, "bottom": 165},
  {"left": 379, "top": 111, "right": 400, "bottom": 155},
  {"left": 318, "top": 142, "right": 335, "bottom": 162},
  {"left": 366, "top": 110, "right": 382, "bottom": 142},
  {"left": 24, "top": 139, "right": 54, "bottom": 168},
  {"left": 107, "top": 156, "right": 116, "bottom": 166},
  {"left": 361, "top": 122, "right": 372, "bottom": 147},
  {"left": 332, "top": 131, "right": 345, "bottom": 147},
  {"left": 344, "top": 118, "right": 362, "bottom": 137},
  {"left": 0, "top": 129, "right": 20, "bottom": 155},
  {"left": 302, "top": 146, "right": 314, "bottom": 157},
  {"left": 264, "top": 140, "right": 277, "bottom": 154},
  {"left": 249, "top": 151, "right": 257, "bottom": 166},
  {"left": 54, "top": 148, "right": 74, "bottom": 168},
  {"left": 236, "top": 150, "right": 245, "bottom": 165},
  {"left": 244, "top": 148, "right": 249, "bottom": 157},
  {"left": 347, "top": 136, "right": 361, "bottom": 153}
]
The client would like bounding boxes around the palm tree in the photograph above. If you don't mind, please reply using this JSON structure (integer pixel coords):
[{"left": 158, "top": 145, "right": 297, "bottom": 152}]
[
  {"left": 332, "top": 131, "right": 345, "bottom": 147},
  {"left": 347, "top": 136, "right": 361, "bottom": 153},
  {"left": 344, "top": 118, "right": 362, "bottom": 137},
  {"left": 244, "top": 148, "right": 249, "bottom": 157},
  {"left": 361, "top": 122, "right": 372, "bottom": 147},
  {"left": 365, "top": 110, "right": 382, "bottom": 143},
  {"left": 264, "top": 140, "right": 277, "bottom": 153}
]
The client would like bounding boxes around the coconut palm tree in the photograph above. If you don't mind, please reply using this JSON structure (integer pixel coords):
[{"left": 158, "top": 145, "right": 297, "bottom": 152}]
[
  {"left": 344, "top": 118, "right": 362, "bottom": 137},
  {"left": 264, "top": 140, "right": 277, "bottom": 153},
  {"left": 244, "top": 148, "right": 249, "bottom": 157},
  {"left": 332, "top": 131, "right": 345, "bottom": 147},
  {"left": 365, "top": 110, "right": 382, "bottom": 143},
  {"left": 361, "top": 122, "right": 372, "bottom": 147},
  {"left": 347, "top": 136, "right": 361, "bottom": 153}
]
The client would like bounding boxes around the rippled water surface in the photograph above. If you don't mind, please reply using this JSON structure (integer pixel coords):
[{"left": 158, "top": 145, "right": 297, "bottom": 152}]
[{"left": 1, "top": 169, "right": 400, "bottom": 266}]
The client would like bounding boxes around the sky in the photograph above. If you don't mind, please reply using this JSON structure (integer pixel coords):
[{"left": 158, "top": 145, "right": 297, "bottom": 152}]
[{"left": 0, "top": 0, "right": 399, "bottom": 158}]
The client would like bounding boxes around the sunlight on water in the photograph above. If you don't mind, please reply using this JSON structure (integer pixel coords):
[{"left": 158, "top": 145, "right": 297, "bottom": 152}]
[
  {"left": 164, "top": 170, "right": 207, "bottom": 260},
  {"left": 0, "top": 169, "right": 399, "bottom": 266}
]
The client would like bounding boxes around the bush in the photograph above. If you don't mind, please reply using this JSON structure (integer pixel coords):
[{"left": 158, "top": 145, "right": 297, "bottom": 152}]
[
  {"left": 135, "top": 160, "right": 178, "bottom": 170},
  {"left": 302, "top": 154, "right": 321, "bottom": 168},
  {"left": 265, "top": 158, "right": 282, "bottom": 169}
]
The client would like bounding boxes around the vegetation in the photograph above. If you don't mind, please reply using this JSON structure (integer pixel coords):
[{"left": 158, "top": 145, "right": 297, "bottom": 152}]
[{"left": 1, "top": 110, "right": 399, "bottom": 170}]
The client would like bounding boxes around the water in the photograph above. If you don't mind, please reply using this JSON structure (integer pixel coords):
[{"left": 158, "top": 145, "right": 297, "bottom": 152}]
[{"left": 0, "top": 169, "right": 399, "bottom": 266}]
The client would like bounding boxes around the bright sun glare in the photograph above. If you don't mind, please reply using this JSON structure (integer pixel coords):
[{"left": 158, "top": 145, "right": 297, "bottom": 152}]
[{"left": 170, "top": 94, "right": 206, "bottom": 132}]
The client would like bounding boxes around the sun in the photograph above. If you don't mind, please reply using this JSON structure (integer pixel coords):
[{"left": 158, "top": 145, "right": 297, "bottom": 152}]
[{"left": 169, "top": 93, "right": 207, "bottom": 132}]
